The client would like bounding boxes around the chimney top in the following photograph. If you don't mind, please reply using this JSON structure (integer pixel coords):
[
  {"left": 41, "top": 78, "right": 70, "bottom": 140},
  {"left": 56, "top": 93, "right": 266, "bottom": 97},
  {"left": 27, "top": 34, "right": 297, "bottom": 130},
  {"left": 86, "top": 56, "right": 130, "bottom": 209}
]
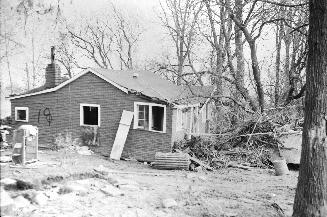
[
  {"left": 50, "top": 46, "right": 55, "bottom": 64},
  {"left": 45, "top": 46, "right": 61, "bottom": 89}
]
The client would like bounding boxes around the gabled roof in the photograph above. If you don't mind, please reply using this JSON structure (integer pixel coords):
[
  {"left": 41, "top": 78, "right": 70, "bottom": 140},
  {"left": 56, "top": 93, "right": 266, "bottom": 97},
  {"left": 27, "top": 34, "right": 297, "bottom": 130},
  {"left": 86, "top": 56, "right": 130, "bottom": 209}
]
[
  {"left": 9, "top": 68, "right": 214, "bottom": 105},
  {"left": 90, "top": 68, "right": 182, "bottom": 103}
]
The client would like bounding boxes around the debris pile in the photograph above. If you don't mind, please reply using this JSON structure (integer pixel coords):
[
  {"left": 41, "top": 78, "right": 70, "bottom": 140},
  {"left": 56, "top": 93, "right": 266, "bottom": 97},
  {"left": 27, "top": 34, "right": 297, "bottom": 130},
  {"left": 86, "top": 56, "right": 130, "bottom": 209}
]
[{"left": 174, "top": 117, "right": 302, "bottom": 169}]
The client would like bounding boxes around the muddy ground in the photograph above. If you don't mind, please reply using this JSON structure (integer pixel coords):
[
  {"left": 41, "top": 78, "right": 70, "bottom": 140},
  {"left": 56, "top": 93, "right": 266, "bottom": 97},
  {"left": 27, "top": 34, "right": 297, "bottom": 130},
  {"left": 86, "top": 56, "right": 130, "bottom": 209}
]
[{"left": 0, "top": 149, "right": 298, "bottom": 217}]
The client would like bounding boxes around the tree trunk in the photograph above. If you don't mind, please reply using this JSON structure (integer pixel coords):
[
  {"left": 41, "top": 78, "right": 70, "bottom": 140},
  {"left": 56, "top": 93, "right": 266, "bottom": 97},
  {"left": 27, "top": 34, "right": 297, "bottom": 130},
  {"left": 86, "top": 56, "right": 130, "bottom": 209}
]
[
  {"left": 5, "top": 38, "right": 13, "bottom": 95},
  {"left": 229, "top": 12, "right": 265, "bottom": 112},
  {"left": 284, "top": 35, "right": 291, "bottom": 92},
  {"left": 249, "top": 41, "right": 265, "bottom": 112},
  {"left": 234, "top": 0, "right": 245, "bottom": 100},
  {"left": 204, "top": 0, "right": 223, "bottom": 93},
  {"left": 292, "top": 1, "right": 327, "bottom": 216},
  {"left": 176, "top": 33, "right": 184, "bottom": 85},
  {"left": 290, "top": 31, "right": 300, "bottom": 91},
  {"left": 223, "top": 2, "right": 258, "bottom": 112},
  {"left": 275, "top": 21, "right": 283, "bottom": 107},
  {"left": 32, "top": 36, "right": 36, "bottom": 88},
  {"left": 25, "top": 63, "right": 30, "bottom": 91}
]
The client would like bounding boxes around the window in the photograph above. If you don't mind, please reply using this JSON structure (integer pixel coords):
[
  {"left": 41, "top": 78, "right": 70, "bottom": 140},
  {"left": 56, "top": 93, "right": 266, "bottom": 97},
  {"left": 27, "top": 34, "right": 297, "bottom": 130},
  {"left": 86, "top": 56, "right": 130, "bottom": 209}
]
[
  {"left": 137, "top": 104, "right": 149, "bottom": 129},
  {"left": 134, "top": 102, "right": 166, "bottom": 133},
  {"left": 15, "top": 107, "right": 29, "bottom": 122},
  {"left": 80, "top": 104, "right": 100, "bottom": 126}
]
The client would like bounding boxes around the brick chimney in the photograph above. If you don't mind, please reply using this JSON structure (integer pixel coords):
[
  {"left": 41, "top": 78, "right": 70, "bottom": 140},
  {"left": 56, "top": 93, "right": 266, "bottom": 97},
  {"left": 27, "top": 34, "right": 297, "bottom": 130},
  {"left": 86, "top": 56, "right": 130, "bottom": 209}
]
[{"left": 45, "top": 46, "right": 62, "bottom": 89}]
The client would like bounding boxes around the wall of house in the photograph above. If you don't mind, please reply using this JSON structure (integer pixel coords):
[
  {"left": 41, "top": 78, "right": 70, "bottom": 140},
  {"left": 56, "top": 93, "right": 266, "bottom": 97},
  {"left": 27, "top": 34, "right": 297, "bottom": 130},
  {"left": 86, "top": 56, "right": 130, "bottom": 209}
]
[
  {"left": 171, "top": 103, "right": 213, "bottom": 142},
  {"left": 171, "top": 108, "right": 185, "bottom": 143},
  {"left": 11, "top": 72, "right": 172, "bottom": 161}
]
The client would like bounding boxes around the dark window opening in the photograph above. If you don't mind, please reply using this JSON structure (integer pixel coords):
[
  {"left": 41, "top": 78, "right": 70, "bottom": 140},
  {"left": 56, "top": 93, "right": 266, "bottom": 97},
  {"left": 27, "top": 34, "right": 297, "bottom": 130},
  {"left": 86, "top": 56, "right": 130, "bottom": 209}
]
[
  {"left": 17, "top": 110, "right": 27, "bottom": 121},
  {"left": 151, "top": 106, "right": 164, "bottom": 131},
  {"left": 83, "top": 106, "right": 99, "bottom": 125}
]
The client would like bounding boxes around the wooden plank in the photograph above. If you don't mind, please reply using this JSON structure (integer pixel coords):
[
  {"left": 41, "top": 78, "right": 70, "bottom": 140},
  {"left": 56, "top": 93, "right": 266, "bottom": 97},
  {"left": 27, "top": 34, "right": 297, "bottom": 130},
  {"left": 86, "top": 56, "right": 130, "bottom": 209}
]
[
  {"left": 189, "top": 156, "right": 213, "bottom": 171},
  {"left": 175, "top": 149, "right": 213, "bottom": 171},
  {"left": 110, "top": 110, "right": 134, "bottom": 160}
]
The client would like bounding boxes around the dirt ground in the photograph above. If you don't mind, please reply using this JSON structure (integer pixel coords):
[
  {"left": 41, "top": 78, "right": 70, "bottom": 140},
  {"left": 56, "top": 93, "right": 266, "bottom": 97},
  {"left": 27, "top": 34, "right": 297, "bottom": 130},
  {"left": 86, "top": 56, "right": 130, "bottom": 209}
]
[{"left": 0, "top": 149, "right": 298, "bottom": 217}]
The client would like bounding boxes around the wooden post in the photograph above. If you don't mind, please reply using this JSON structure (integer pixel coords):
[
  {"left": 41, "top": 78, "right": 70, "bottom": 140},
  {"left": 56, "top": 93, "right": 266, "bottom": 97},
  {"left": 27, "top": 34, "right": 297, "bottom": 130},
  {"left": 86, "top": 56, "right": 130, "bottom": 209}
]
[
  {"left": 187, "top": 107, "right": 193, "bottom": 139},
  {"left": 190, "top": 107, "right": 194, "bottom": 133},
  {"left": 196, "top": 106, "right": 200, "bottom": 134},
  {"left": 35, "top": 131, "right": 38, "bottom": 160},
  {"left": 22, "top": 131, "right": 26, "bottom": 165}
]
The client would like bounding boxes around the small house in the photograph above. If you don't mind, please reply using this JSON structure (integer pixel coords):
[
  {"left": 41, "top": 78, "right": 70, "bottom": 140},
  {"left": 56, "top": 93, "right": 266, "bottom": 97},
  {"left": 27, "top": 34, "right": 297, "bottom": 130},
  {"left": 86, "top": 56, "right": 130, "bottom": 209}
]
[{"left": 9, "top": 54, "right": 214, "bottom": 161}]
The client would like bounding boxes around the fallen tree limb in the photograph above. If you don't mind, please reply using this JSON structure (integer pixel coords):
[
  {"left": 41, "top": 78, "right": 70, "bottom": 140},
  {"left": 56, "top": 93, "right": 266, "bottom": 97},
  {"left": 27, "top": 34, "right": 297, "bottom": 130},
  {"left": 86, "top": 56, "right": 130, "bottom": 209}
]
[
  {"left": 188, "top": 130, "right": 302, "bottom": 137},
  {"left": 189, "top": 156, "right": 214, "bottom": 171}
]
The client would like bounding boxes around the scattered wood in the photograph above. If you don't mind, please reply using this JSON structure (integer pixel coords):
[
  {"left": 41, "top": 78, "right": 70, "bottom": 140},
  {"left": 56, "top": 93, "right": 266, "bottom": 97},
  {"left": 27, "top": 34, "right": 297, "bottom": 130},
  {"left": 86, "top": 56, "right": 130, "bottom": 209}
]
[
  {"left": 271, "top": 202, "right": 285, "bottom": 216},
  {"left": 189, "top": 156, "right": 213, "bottom": 171},
  {"left": 175, "top": 149, "right": 213, "bottom": 171}
]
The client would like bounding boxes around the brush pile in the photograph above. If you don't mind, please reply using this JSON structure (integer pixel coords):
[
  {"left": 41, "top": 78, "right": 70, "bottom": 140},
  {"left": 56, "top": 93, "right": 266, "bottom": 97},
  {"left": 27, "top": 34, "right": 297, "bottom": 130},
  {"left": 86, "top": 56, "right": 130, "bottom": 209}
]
[{"left": 173, "top": 107, "right": 303, "bottom": 170}]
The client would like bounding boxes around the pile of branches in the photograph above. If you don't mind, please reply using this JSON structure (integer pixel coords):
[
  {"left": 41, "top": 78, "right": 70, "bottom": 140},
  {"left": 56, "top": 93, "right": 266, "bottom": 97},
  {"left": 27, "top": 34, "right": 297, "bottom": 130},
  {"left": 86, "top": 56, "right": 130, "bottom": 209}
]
[{"left": 173, "top": 119, "right": 293, "bottom": 169}]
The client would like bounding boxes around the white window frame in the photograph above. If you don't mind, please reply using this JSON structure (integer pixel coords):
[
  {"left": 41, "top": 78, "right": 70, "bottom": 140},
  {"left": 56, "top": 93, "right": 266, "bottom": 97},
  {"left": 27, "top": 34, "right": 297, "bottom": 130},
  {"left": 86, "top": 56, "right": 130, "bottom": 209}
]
[
  {"left": 133, "top": 102, "right": 166, "bottom": 133},
  {"left": 15, "top": 107, "right": 29, "bottom": 122},
  {"left": 80, "top": 103, "right": 101, "bottom": 127}
]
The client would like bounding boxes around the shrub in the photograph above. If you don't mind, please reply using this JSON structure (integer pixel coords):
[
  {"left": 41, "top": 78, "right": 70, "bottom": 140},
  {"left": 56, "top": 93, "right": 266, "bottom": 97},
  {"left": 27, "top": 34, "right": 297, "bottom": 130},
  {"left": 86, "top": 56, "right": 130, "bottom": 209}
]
[
  {"left": 80, "top": 126, "right": 100, "bottom": 146},
  {"left": 53, "top": 132, "right": 80, "bottom": 150}
]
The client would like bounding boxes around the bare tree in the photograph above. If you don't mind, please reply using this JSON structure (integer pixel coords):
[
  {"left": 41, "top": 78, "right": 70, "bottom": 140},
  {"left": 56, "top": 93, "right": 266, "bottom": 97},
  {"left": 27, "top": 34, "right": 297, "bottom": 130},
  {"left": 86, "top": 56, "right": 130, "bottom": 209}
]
[
  {"left": 159, "top": 0, "right": 204, "bottom": 85},
  {"left": 67, "top": 5, "right": 142, "bottom": 70},
  {"left": 293, "top": 1, "right": 327, "bottom": 216},
  {"left": 234, "top": 0, "right": 245, "bottom": 100},
  {"left": 204, "top": 0, "right": 225, "bottom": 93},
  {"left": 56, "top": 33, "right": 84, "bottom": 78},
  {"left": 112, "top": 5, "right": 142, "bottom": 70},
  {"left": 274, "top": 4, "right": 286, "bottom": 107},
  {"left": 68, "top": 20, "right": 115, "bottom": 69},
  {"left": 226, "top": 1, "right": 276, "bottom": 112}
]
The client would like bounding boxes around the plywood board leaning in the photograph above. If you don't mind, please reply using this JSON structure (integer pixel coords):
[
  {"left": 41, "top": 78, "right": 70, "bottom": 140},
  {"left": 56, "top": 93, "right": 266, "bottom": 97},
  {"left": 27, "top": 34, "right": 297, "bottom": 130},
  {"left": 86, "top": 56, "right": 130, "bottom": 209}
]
[{"left": 110, "top": 110, "right": 134, "bottom": 160}]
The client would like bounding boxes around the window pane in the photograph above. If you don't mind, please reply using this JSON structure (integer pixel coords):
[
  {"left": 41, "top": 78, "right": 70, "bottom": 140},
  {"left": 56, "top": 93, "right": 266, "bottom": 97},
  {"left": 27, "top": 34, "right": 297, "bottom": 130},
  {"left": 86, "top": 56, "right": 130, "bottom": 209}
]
[
  {"left": 137, "top": 105, "right": 149, "bottom": 129},
  {"left": 17, "top": 110, "right": 27, "bottom": 120},
  {"left": 151, "top": 106, "right": 164, "bottom": 131},
  {"left": 83, "top": 106, "right": 99, "bottom": 125}
]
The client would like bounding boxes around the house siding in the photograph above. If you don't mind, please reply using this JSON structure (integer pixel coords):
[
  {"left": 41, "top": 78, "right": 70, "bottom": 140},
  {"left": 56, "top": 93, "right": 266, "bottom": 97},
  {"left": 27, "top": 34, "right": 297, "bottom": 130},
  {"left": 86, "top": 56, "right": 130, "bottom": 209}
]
[
  {"left": 11, "top": 72, "right": 172, "bottom": 161},
  {"left": 171, "top": 108, "right": 185, "bottom": 142}
]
